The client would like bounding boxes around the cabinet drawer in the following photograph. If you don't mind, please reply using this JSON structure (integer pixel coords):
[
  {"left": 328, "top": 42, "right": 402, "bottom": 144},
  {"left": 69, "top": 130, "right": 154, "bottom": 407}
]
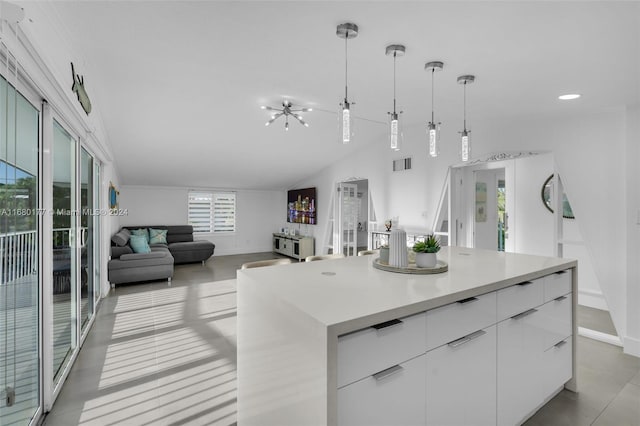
[
  {"left": 338, "top": 354, "right": 426, "bottom": 426},
  {"left": 540, "top": 337, "right": 572, "bottom": 400},
  {"left": 538, "top": 293, "right": 572, "bottom": 350},
  {"left": 497, "top": 278, "right": 544, "bottom": 322},
  {"left": 337, "top": 312, "right": 426, "bottom": 388},
  {"left": 425, "top": 291, "right": 496, "bottom": 351},
  {"left": 426, "top": 325, "right": 497, "bottom": 426},
  {"left": 544, "top": 269, "right": 572, "bottom": 302}
]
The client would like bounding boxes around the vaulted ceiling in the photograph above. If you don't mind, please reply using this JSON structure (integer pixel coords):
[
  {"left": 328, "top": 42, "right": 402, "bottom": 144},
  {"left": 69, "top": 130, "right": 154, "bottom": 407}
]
[{"left": 41, "top": 1, "right": 639, "bottom": 189}]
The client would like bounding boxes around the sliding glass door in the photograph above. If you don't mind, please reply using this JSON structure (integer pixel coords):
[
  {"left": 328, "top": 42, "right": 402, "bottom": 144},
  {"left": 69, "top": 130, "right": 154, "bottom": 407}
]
[
  {"left": 0, "top": 75, "right": 41, "bottom": 425},
  {"left": 51, "top": 120, "right": 77, "bottom": 385},
  {"left": 80, "top": 148, "right": 95, "bottom": 330}
]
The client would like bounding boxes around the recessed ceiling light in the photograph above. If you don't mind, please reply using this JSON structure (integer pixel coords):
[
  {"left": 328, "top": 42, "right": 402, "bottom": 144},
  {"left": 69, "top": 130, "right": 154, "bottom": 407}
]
[{"left": 558, "top": 94, "right": 581, "bottom": 100}]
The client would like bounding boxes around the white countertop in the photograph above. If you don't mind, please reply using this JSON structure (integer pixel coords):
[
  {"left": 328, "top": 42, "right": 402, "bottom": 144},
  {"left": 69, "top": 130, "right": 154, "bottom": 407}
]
[{"left": 238, "top": 246, "right": 576, "bottom": 335}]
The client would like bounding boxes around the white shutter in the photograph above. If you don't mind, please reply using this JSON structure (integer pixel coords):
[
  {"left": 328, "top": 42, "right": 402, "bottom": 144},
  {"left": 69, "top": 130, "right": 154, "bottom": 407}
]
[
  {"left": 213, "top": 192, "right": 236, "bottom": 233},
  {"left": 188, "top": 192, "right": 213, "bottom": 233}
]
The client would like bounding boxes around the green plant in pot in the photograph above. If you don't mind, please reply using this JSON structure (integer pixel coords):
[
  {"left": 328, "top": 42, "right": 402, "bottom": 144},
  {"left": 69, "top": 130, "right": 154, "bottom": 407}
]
[{"left": 413, "top": 234, "right": 440, "bottom": 268}]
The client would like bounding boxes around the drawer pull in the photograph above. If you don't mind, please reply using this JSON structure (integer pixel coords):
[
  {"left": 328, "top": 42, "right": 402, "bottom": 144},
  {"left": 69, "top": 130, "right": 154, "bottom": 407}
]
[
  {"left": 517, "top": 281, "right": 534, "bottom": 286},
  {"left": 554, "top": 270, "right": 568, "bottom": 275},
  {"left": 371, "top": 318, "right": 403, "bottom": 330},
  {"left": 448, "top": 329, "right": 487, "bottom": 348},
  {"left": 372, "top": 364, "right": 403, "bottom": 381},
  {"left": 554, "top": 295, "right": 568, "bottom": 302},
  {"left": 511, "top": 308, "right": 538, "bottom": 320},
  {"left": 554, "top": 339, "right": 568, "bottom": 348},
  {"left": 457, "top": 297, "right": 478, "bottom": 304}
]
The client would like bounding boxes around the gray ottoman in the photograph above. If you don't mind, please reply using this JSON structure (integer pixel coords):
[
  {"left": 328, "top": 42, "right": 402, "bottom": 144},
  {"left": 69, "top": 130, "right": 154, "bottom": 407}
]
[
  {"left": 108, "top": 249, "right": 174, "bottom": 285},
  {"left": 168, "top": 240, "right": 215, "bottom": 264}
]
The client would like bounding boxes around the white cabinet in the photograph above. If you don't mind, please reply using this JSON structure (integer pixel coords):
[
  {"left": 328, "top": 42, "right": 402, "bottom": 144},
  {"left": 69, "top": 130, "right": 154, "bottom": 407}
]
[
  {"left": 540, "top": 337, "right": 572, "bottom": 399},
  {"left": 497, "top": 307, "right": 546, "bottom": 426},
  {"left": 538, "top": 293, "right": 572, "bottom": 350},
  {"left": 272, "top": 233, "right": 314, "bottom": 261},
  {"left": 425, "top": 291, "right": 496, "bottom": 352},
  {"left": 336, "top": 268, "right": 574, "bottom": 426},
  {"left": 497, "top": 283, "right": 573, "bottom": 426},
  {"left": 544, "top": 270, "right": 572, "bottom": 302},
  {"left": 426, "top": 325, "right": 497, "bottom": 426},
  {"left": 338, "top": 312, "right": 426, "bottom": 388},
  {"left": 497, "top": 277, "right": 544, "bottom": 321},
  {"left": 338, "top": 354, "right": 426, "bottom": 426}
]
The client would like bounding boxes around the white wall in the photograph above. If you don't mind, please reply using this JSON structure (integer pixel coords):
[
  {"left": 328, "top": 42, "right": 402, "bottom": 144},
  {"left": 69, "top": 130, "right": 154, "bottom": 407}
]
[
  {"left": 625, "top": 105, "right": 640, "bottom": 355},
  {"left": 119, "top": 185, "right": 285, "bottom": 256},
  {"left": 513, "top": 154, "right": 555, "bottom": 256},
  {"left": 101, "top": 163, "right": 120, "bottom": 297}
]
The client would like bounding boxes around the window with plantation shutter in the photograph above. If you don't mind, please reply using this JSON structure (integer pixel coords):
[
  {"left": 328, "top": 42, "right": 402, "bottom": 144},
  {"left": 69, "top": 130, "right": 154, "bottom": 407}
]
[
  {"left": 188, "top": 191, "right": 236, "bottom": 233},
  {"left": 213, "top": 192, "right": 236, "bottom": 233}
]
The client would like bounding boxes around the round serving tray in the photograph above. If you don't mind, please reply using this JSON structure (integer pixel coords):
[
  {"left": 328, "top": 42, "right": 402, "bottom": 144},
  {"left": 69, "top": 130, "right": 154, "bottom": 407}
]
[{"left": 372, "top": 257, "right": 448, "bottom": 274}]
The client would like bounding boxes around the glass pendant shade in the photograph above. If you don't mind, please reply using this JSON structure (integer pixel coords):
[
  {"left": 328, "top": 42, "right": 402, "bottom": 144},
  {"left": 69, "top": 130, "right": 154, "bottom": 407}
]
[
  {"left": 461, "top": 130, "right": 470, "bottom": 162},
  {"left": 457, "top": 74, "right": 475, "bottom": 163},
  {"left": 428, "top": 122, "right": 439, "bottom": 157},
  {"left": 389, "top": 113, "right": 402, "bottom": 151},
  {"left": 425, "top": 61, "right": 444, "bottom": 158},
  {"left": 337, "top": 23, "right": 358, "bottom": 144},
  {"left": 386, "top": 44, "right": 405, "bottom": 152},
  {"left": 341, "top": 101, "right": 352, "bottom": 143}
]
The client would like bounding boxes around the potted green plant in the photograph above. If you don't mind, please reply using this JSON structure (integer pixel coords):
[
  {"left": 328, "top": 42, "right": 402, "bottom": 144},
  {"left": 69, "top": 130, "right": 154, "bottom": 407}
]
[
  {"left": 413, "top": 234, "right": 440, "bottom": 268},
  {"left": 379, "top": 244, "right": 390, "bottom": 264}
]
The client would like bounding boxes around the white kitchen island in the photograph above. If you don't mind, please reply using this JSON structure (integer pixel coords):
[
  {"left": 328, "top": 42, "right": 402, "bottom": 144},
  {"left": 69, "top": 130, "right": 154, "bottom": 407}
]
[{"left": 237, "top": 246, "right": 577, "bottom": 426}]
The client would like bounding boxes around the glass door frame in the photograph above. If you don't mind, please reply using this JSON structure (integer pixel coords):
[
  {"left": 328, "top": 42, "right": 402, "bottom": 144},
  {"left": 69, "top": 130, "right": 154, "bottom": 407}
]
[
  {"left": 0, "top": 60, "right": 45, "bottom": 425},
  {"left": 42, "top": 109, "right": 102, "bottom": 410}
]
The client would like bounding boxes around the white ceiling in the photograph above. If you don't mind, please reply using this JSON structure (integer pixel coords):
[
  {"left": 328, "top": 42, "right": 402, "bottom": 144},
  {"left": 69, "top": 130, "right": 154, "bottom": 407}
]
[{"left": 43, "top": 1, "right": 639, "bottom": 190}]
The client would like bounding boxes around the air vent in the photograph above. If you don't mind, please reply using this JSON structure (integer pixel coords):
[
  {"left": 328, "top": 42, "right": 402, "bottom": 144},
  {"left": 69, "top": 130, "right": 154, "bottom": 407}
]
[{"left": 393, "top": 157, "right": 412, "bottom": 172}]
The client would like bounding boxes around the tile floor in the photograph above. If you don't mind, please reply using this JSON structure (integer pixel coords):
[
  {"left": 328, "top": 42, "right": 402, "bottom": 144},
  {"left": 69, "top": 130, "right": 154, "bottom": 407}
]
[{"left": 44, "top": 253, "right": 640, "bottom": 426}]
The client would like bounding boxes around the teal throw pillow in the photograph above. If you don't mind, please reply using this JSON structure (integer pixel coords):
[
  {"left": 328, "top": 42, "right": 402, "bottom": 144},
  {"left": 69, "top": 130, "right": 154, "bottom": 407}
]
[
  {"left": 129, "top": 235, "right": 151, "bottom": 253},
  {"left": 131, "top": 228, "right": 149, "bottom": 243},
  {"left": 149, "top": 228, "right": 168, "bottom": 245}
]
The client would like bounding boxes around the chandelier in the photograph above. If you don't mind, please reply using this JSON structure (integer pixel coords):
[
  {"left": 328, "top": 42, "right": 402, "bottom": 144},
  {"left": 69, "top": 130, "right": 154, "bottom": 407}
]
[{"left": 261, "top": 100, "right": 312, "bottom": 130}]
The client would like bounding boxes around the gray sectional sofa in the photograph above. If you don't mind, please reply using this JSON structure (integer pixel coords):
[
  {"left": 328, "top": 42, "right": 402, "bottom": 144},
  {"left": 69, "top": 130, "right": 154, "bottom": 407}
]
[{"left": 108, "top": 225, "right": 215, "bottom": 285}]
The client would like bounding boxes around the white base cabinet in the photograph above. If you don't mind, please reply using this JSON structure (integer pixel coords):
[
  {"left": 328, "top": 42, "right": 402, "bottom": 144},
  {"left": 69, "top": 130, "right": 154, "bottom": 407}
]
[
  {"left": 426, "top": 325, "right": 497, "bottom": 426},
  {"left": 497, "top": 274, "right": 572, "bottom": 426},
  {"left": 337, "top": 270, "right": 573, "bottom": 426},
  {"left": 338, "top": 354, "right": 426, "bottom": 426}
]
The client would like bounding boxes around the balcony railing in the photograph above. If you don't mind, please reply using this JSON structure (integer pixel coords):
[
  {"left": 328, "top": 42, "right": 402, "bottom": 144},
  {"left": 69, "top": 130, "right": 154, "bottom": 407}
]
[{"left": 0, "top": 228, "right": 87, "bottom": 285}]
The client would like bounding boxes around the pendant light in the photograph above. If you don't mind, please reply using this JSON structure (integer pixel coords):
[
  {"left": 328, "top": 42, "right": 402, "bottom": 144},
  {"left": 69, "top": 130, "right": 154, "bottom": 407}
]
[
  {"left": 425, "top": 61, "right": 444, "bottom": 157},
  {"left": 336, "top": 22, "right": 358, "bottom": 144},
  {"left": 457, "top": 75, "right": 475, "bottom": 162},
  {"left": 386, "top": 44, "right": 405, "bottom": 151}
]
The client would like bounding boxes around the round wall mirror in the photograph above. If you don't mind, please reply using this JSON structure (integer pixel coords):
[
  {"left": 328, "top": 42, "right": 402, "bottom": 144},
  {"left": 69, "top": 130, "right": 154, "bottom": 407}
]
[{"left": 541, "top": 175, "right": 575, "bottom": 219}]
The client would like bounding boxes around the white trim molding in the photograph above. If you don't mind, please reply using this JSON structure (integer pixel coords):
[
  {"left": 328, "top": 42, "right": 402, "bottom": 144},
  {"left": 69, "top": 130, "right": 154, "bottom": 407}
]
[
  {"left": 623, "top": 336, "right": 640, "bottom": 358},
  {"left": 578, "top": 327, "right": 622, "bottom": 347},
  {"left": 578, "top": 288, "right": 609, "bottom": 311}
]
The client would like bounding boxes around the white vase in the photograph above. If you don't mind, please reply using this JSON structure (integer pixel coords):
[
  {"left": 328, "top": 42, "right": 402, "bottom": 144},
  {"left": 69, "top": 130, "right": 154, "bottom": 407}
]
[
  {"left": 415, "top": 252, "right": 437, "bottom": 268},
  {"left": 389, "top": 229, "right": 408, "bottom": 268}
]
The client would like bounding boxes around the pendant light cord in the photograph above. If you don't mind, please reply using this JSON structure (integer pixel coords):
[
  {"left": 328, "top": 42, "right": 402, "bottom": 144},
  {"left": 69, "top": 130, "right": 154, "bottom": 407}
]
[
  {"left": 344, "top": 35, "right": 348, "bottom": 101},
  {"left": 463, "top": 81, "right": 467, "bottom": 130},
  {"left": 431, "top": 68, "right": 435, "bottom": 123},
  {"left": 393, "top": 52, "right": 397, "bottom": 114}
]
